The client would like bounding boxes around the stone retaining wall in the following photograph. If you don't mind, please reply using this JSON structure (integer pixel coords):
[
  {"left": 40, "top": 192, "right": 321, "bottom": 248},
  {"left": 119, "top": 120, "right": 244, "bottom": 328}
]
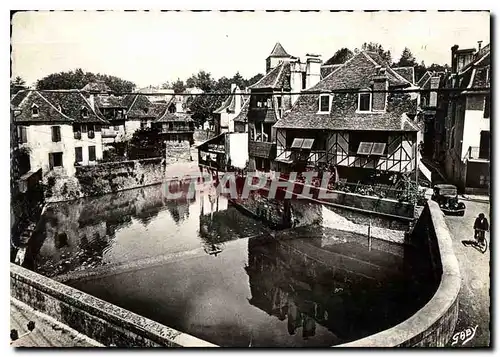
[
  {"left": 10, "top": 263, "right": 216, "bottom": 347},
  {"left": 338, "top": 199, "right": 460, "bottom": 347},
  {"left": 45, "top": 158, "right": 165, "bottom": 203}
]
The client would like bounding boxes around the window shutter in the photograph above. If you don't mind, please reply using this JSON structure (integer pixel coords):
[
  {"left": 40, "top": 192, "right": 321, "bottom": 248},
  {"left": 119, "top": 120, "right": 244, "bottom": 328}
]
[{"left": 49, "top": 153, "right": 54, "bottom": 170}]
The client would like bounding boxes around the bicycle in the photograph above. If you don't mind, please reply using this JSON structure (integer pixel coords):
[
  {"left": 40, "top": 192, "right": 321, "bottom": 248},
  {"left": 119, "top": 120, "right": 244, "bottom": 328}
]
[{"left": 462, "top": 229, "right": 488, "bottom": 254}]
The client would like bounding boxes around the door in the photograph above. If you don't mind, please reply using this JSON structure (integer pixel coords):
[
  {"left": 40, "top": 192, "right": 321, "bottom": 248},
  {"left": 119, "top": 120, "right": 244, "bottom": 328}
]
[{"left": 479, "top": 131, "right": 490, "bottom": 159}]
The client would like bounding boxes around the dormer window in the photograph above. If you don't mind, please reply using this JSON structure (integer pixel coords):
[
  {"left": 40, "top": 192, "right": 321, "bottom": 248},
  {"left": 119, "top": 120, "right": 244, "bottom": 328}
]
[
  {"left": 81, "top": 107, "right": 89, "bottom": 118},
  {"left": 318, "top": 94, "right": 331, "bottom": 113},
  {"left": 358, "top": 90, "right": 372, "bottom": 112},
  {"left": 31, "top": 104, "right": 39, "bottom": 117}
]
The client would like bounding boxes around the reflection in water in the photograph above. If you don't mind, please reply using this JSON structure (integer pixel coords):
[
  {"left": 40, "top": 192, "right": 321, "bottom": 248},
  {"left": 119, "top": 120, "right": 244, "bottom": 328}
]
[
  {"left": 69, "top": 228, "right": 436, "bottom": 347},
  {"left": 245, "top": 234, "right": 437, "bottom": 343},
  {"left": 25, "top": 183, "right": 269, "bottom": 277}
]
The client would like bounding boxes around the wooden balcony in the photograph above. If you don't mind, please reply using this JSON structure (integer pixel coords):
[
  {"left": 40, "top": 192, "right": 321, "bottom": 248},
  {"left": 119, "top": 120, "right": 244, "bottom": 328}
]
[{"left": 249, "top": 140, "right": 276, "bottom": 159}]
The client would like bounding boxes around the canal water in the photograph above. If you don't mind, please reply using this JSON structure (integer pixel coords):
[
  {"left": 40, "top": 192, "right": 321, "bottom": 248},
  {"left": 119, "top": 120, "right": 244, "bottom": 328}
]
[{"left": 24, "top": 183, "right": 438, "bottom": 347}]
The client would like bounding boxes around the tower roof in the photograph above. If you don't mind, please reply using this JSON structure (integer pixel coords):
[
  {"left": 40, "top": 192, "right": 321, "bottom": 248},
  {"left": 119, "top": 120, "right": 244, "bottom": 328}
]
[{"left": 268, "top": 42, "right": 290, "bottom": 58}]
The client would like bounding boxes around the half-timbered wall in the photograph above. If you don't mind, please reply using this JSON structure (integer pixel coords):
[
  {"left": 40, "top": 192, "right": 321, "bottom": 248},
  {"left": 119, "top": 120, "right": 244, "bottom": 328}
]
[{"left": 275, "top": 129, "right": 417, "bottom": 174}]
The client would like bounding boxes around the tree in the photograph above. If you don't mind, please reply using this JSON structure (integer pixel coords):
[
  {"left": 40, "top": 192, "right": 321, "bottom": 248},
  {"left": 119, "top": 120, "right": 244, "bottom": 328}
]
[
  {"left": 171, "top": 79, "right": 186, "bottom": 94},
  {"left": 36, "top": 69, "right": 136, "bottom": 93},
  {"left": 10, "top": 76, "right": 26, "bottom": 95},
  {"left": 360, "top": 42, "right": 392, "bottom": 64},
  {"left": 396, "top": 47, "right": 417, "bottom": 67},
  {"left": 161, "top": 81, "right": 171, "bottom": 89},
  {"left": 324, "top": 48, "right": 354, "bottom": 65},
  {"left": 427, "top": 63, "right": 451, "bottom": 73}
]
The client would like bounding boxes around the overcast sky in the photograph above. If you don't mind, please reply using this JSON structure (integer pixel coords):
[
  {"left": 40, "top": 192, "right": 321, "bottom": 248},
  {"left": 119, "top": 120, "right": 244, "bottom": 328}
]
[{"left": 11, "top": 10, "right": 490, "bottom": 88}]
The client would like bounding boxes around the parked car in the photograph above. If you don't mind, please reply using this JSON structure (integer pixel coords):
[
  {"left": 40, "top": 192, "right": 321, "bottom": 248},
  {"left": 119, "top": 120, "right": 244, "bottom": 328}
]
[{"left": 431, "top": 184, "right": 466, "bottom": 216}]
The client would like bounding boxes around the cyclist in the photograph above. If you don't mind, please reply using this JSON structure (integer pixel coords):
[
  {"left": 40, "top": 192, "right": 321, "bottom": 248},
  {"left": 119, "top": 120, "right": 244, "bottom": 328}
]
[{"left": 473, "top": 213, "right": 489, "bottom": 246}]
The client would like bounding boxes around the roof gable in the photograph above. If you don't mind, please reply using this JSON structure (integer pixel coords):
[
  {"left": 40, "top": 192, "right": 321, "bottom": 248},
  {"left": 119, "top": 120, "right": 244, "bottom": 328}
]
[
  {"left": 42, "top": 90, "right": 107, "bottom": 123},
  {"left": 126, "top": 94, "right": 157, "bottom": 118},
  {"left": 311, "top": 51, "right": 409, "bottom": 92},
  {"left": 249, "top": 62, "right": 291, "bottom": 90},
  {"left": 12, "top": 91, "right": 72, "bottom": 123},
  {"left": 268, "top": 42, "right": 290, "bottom": 58},
  {"left": 393, "top": 67, "right": 415, "bottom": 84}
]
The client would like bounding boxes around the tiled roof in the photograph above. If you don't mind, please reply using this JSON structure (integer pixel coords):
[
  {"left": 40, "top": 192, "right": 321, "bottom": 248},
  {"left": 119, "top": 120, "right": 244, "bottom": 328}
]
[
  {"left": 320, "top": 64, "right": 341, "bottom": 79},
  {"left": 156, "top": 112, "right": 193, "bottom": 123},
  {"left": 393, "top": 67, "right": 415, "bottom": 84},
  {"left": 11, "top": 91, "right": 72, "bottom": 123},
  {"left": 42, "top": 90, "right": 108, "bottom": 124},
  {"left": 268, "top": 42, "right": 290, "bottom": 57},
  {"left": 274, "top": 51, "right": 416, "bottom": 132},
  {"left": 214, "top": 86, "right": 240, "bottom": 114},
  {"left": 274, "top": 93, "right": 416, "bottom": 131},
  {"left": 249, "top": 62, "right": 291, "bottom": 90},
  {"left": 126, "top": 94, "right": 158, "bottom": 118},
  {"left": 81, "top": 80, "right": 112, "bottom": 93},
  {"left": 233, "top": 98, "right": 250, "bottom": 123},
  {"left": 11, "top": 90, "right": 30, "bottom": 107},
  {"left": 95, "top": 95, "right": 127, "bottom": 108},
  {"left": 310, "top": 51, "right": 410, "bottom": 93},
  {"left": 11, "top": 90, "right": 109, "bottom": 124}
]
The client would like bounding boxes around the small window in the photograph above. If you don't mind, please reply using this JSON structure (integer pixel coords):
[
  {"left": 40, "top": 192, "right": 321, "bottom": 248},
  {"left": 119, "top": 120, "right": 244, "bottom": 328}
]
[
  {"left": 75, "top": 147, "right": 83, "bottom": 163},
  {"left": 302, "top": 72, "right": 307, "bottom": 90},
  {"left": 277, "top": 97, "right": 282, "bottom": 109},
  {"left": 319, "top": 95, "right": 330, "bottom": 113},
  {"left": 31, "top": 105, "right": 39, "bottom": 117},
  {"left": 49, "top": 152, "right": 63, "bottom": 169},
  {"left": 143, "top": 108, "right": 149, "bottom": 114},
  {"left": 17, "top": 126, "right": 27, "bottom": 144},
  {"left": 81, "top": 107, "right": 89, "bottom": 118},
  {"left": 88, "top": 146, "right": 96, "bottom": 161},
  {"left": 81, "top": 124, "right": 88, "bottom": 133},
  {"left": 484, "top": 95, "right": 490, "bottom": 119},
  {"left": 358, "top": 92, "right": 371, "bottom": 112},
  {"left": 88, "top": 125, "right": 95, "bottom": 139},
  {"left": 51, "top": 126, "right": 61, "bottom": 142}
]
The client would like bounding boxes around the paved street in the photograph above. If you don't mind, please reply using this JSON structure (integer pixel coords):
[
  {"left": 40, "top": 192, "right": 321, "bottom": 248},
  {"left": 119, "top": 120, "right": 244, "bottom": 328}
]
[
  {"left": 10, "top": 299, "right": 100, "bottom": 347},
  {"left": 443, "top": 200, "right": 490, "bottom": 347}
]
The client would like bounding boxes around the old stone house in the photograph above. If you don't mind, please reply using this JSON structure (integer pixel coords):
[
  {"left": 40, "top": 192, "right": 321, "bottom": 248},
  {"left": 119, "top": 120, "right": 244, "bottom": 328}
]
[
  {"left": 11, "top": 89, "right": 110, "bottom": 177},
  {"left": 443, "top": 42, "right": 490, "bottom": 193},
  {"left": 273, "top": 50, "right": 422, "bottom": 185},
  {"left": 246, "top": 42, "right": 323, "bottom": 172}
]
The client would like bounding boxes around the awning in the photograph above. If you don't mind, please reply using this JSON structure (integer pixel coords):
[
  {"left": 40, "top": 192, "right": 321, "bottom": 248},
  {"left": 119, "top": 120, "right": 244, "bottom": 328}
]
[
  {"left": 357, "top": 142, "right": 386, "bottom": 156},
  {"left": 291, "top": 138, "right": 315, "bottom": 150}
]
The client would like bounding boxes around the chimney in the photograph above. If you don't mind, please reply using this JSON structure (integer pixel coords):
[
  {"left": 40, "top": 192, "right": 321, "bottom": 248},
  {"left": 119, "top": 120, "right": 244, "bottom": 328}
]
[
  {"left": 429, "top": 76, "right": 440, "bottom": 107},
  {"left": 372, "top": 68, "right": 388, "bottom": 111},
  {"left": 451, "top": 45, "right": 459, "bottom": 73},
  {"left": 175, "top": 95, "right": 183, "bottom": 113},
  {"left": 306, "top": 54, "right": 322, "bottom": 89},
  {"left": 478, "top": 40, "right": 483, "bottom": 52},
  {"left": 289, "top": 59, "right": 304, "bottom": 106},
  {"left": 234, "top": 85, "right": 241, "bottom": 113}
]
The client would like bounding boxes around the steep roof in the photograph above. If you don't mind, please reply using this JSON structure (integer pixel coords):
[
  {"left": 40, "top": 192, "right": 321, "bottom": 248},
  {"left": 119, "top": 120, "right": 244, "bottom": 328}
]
[
  {"left": 214, "top": 86, "right": 239, "bottom": 114},
  {"left": 233, "top": 98, "right": 250, "bottom": 123},
  {"left": 81, "top": 80, "right": 112, "bottom": 93},
  {"left": 156, "top": 112, "right": 193, "bottom": 123},
  {"left": 11, "top": 90, "right": 109, "bottom": 124},
  {"left": 393, "top": 67, "right": 415, "bottom": 84},
  {"left": 310, "top": 51, "right": 411, "bottom": 93},
  {"left": 459, "top": 45, "right": 490, "bottom": 93},
  {"left": 125, "top": 94, "right": 158, "bottom": 118},
  {"left": 95, "top": 94, "right": 127, "bottom": 108},
  {"left": 268, "top": 42, "right": 290, "bottom": 58},
  {"left": 320, "top": 64, "right": 342, "bottom": 79},
  {"left": 274, "top": 51, "right": 416, "bottom": 132},
  {"left": 249, "top": 61, "right": 291, "bottom": 90}
]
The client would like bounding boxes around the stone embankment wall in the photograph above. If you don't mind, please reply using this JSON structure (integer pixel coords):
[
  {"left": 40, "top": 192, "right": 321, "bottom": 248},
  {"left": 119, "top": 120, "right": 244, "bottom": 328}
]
[
  {"left": 338, "top": 199, "right": 461, "bottom": 347},
  {"left": 10, "top": 263, "right": 216, "bottom": 347},
  {"left": 44, "top": 158, "right": 165, "bottom": 203}
]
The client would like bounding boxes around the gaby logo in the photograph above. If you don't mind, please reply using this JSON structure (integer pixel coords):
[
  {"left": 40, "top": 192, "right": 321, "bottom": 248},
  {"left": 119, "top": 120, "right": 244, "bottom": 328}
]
[
  {"left": 451, "top": 325, "right": 478, "bottom": 346},
  {"left": 161, "top": 171, "right": 338, "bottom": 201}
]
